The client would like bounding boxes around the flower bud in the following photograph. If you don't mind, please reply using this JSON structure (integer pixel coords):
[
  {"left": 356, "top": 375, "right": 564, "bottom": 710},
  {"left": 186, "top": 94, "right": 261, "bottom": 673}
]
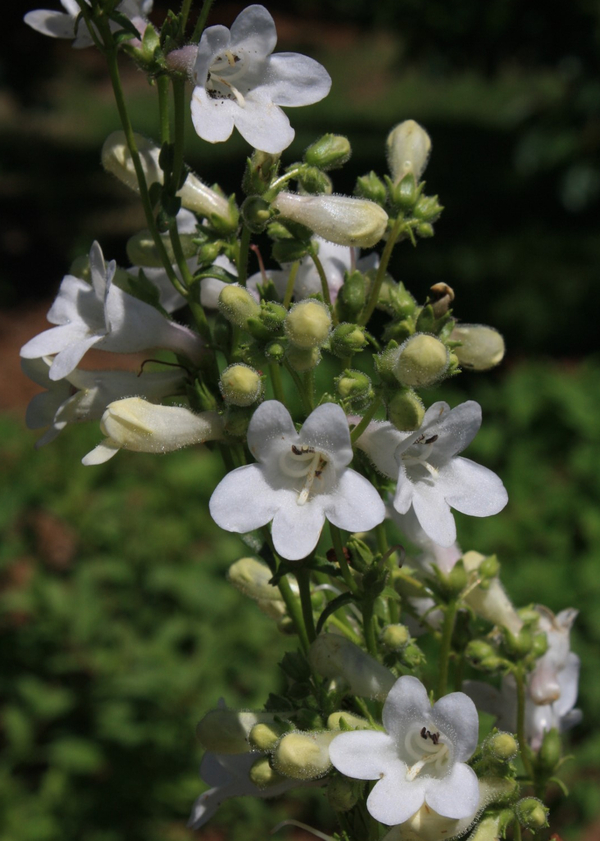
[
  {"left": 450, "top": 324, "right": 506, "bottom": 371},
  {"left": 386, "top": 388, "right": 425, "bottom": 431},
  {"left": 484, "top": 731, "right": 519, "bottom": 763},
  {"left": 249, "top": 720, "right": 293, "bottom": 751},
  {"left": 538, "top": 727, "right": 561, "bottom": 770},
  {"left": 393, "top": 334, "right": 449, "bottom": 387},
  {"left": 285, "top": 300, "right": 332, "bottom": 349},
  {"left": 327, "top": 775, "right": 361, "bottom": 811},
  {"left": 264, "top": 339, "right": 288, "bottom": 362},
  {"left": 380, "top": 623, "right": 410, "bottom": 651},
  {"left": 330, "top": 323, "right": 367, "bottom": 357},
  {"left": 337, "top": 270, "right": 367, "bottom": 320},
  {"left": 327, "top": 711, "right": 371, "bottom": 731},
  {"left": 304, "top": 134, "right": 352, "bottom": 170},
  {"left": 126, "top": 230, "right": 197, "bottom": 267},
  {"left": 272, "top": 730, "right": 336, "bottom": 780},
  {"left": 243, "top": 149, "right": 280, "bottom": 195},
  {"left": 355, "top": 171, "right": 387, "bottom": 204},
  {"left": 272, "top": 192, "right": 389, "bottom": 248},
  {"left": 285, "top": 345, "right": 321, "bottom": 372},
  {"left": 386, "top": 120, "right": 431, "bottom": 183},
  {"left": 241, "top": 196, "right": 272, "bottom": 232},
  {"left": 413, "top": 194, "right": 443, "bottom": 223},
  {"left": 298, "top": 166, "right": 333, "bottom": 194},
  {"left": 218, "top": 284, "right": 261, "bottom": 327},
  {"left": 260, "top": 301, "right": 288, "bottom": 332},
  {"left": 466, "top": 640, "right": 504, "bottom": 672},
  {"left": 249, "top": 756, "right": 286, "bottom": 789},
  {"left": 309, "top": 634, "right": 396, "bottom": 700},
  {"left": 101, "top": 131, "right": 237, "bottom": 229},
  {"left": 515, "top": 798, "right": 549, "bottom": 831},
  {"left": 388, "top": 172, "right": 418, "bottom": 210},
  {"left": 378, "top": 279, "right": 417, "bottom": 318},
  {"left": 467, "top": 813, "right": 514, "bottom": 841},
  {"left": 219, "top": 363, "right": 263, "bottom": 407},
  {"left": 336, "top": 370, "right": 372, "bottom": 404},
  {"left": 504, "top": 627, "right": 534, "bottom": 658},
  {"left": 196, "top": 709, "right": 279, "bottom": 753}
]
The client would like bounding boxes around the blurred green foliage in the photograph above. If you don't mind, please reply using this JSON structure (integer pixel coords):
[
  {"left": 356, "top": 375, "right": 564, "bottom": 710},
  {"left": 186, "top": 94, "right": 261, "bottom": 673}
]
[{"left": 1, "top": 358, "right": 600, "bottom": 840}]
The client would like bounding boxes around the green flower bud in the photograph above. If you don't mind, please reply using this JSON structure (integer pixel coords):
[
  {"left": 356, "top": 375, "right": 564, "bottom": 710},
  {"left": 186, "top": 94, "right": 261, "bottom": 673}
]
[
  {"left": 271, "top": 238, "right": 312, "bottom": 264},
  {"left": 196, "top": 709, "right": 278, "bottom": 754},
  {"left": 285, "top": 300, "right": 332, "bottom": 349},
  {"left": 531, "top": 632, "right": 549, "bottom": 658},
  {"left": 264, "top": 338, "right": 288, "bottom": 362},
  {"left": 336, "top": 370, "right": 372, "bottom": 403},
  {"left": 484, "top": 731, "right": 519, "bottom": 763},
  {"left": 538, "top": 728, "right": 561, "bottom": 771},
  {"left": 380, "top": 623, "right": 411, "bottom": 651},
  {"left": 386, "top": 388, "right": 425, "bottom": 431},
  {"left": 416, "top": 222, "right": 434, "bottom": 238},
  {"left": 241, "top": 195, "right": 272, "bottom": 233},
  {"left": 228, "top": 556, "right": 280, "bottom": 601},
  {"left": 327, "top": 711, "right": 371, "bottom": 731},
  {"left": 515, "top": 798, "right": 549, "bottom": 831},
  {"left": 399, "top": 642, "right": 426, "bottom": 668},
  {"left": 222, "top": 404, "right": 253, "bottom": 438},
  {"left": 469, "top": 813, "right": 514, "bottom": 841},
  {"left": 413, "top": 193, "right": 443, "bottom": 223},
  {"left": 272, "top": 731, "right": 336, "bottom": 780},
  {"left": 337, "top": 270, "right": 367, "bottom": 320},
  {"left": 298, "top": 166, "right": 333, "bottom": 194},
  {"left": 220, "top": 363, "right": 263, "bottom": 407},
  {"left": 466, "top": 640, "right": 504, "bottom": 672},
  {"left": 383, "top": 319, "right": 414, "bottom": 345},
  {"left": 249, "top": 720, "right": 292, "bottom": 751},
  {"left": 377, "top": 279, "right": 417, "bottom": 318},
  {"left": 304, "top": 134, "right": 352, "bottom": 170},
  {"left": 478, "top": 554, "right": 500, "bottom": 580},
  {"left": 327, "top": 775, "right": 361, "bottom": 811},
  {"left": 393, "top": 333, "right": 449, "bottom": 387},
  {"left": 389, "top": 171, "right": 418, "bottom": 210},
  {"left": 450, "top": 324, "right": 506, "bottom": 371},
  {"left": 386, "top": 120, "right": 431, "bottom": 183},
  {"left": 272, "top": 192, "right": 389, "bottom": 249},
  {"left": 242, "top": 149, "right": 280, "bottom": 196},
  {"left": 249, "top": 756, "right": 286, "bottom": 789},
  {"left": 504, "top": 627, "right": 534, "bottom": 658},
  {"left": 126, "top": 230, "right": 197, "bottom": 267},
  {"left": 354, "top": 171, "right": 387, "bottom": 204},
  {"left": 330, "top": 323, "right": 367, "bottom": 357},
  {"left": 260, "top": 301, "right": 288, "bottom": 332},
  {"left": 286, "top": 345, "right": 321, "bottom": 372},
  {"left": 218, "top": 284, "right": 261, "bottom": 328}
]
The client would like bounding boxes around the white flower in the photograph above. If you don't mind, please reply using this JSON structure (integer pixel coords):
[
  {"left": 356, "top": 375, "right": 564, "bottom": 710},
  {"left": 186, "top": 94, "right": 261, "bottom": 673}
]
[
  {"left": 22, "top": 356, "right": 186, "bottom": 447},
  {"left": 272, "top": 192, "right": 388, "bottom": 248},
  {"left": 20, "top": 241, "right": 204, "bottom": 380},
  {"left": 190, "top": 5, "right": 331, "bottom": 154},
  {"left": 82, "top": 398, "right": 224, "bottom": 465},
  {"left": 187, "top": 751, "right": 302, "bottom": 830},
  {"left": 24, "top": 0, "right": 152, "bottom": 49},
  {"left": 330, "top": 675, "right": 480, "bottom": 826},
  {"left": 209, "top": 400, "right": 385, "bottom": 561},
  {"left": 465, "top": 606, "right": 581, "bottom": 750},
  {"left": 357, "top": 401, "right": 508, "bottom": 547}
]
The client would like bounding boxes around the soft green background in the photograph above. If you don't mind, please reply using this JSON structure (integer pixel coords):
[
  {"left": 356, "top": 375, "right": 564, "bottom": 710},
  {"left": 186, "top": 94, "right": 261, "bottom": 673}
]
[{"left": 1, "top": 0, "right": 599, "bottom": 839}]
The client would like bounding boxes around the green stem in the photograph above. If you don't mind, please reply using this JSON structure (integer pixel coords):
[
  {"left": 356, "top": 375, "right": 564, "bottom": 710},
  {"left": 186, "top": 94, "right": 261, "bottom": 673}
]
[
  {"left": 190, "top": 0, "right": 216, "bottom": 43},
  {"left": 157, "top": 74, "right": 171, "bottom": 144},
  {"left": 237, "top": 224, "right": 252, "bottom": 287},
  {"left": 436, "top": 599, "right": 458, "bottom": 698},
  {"left": 269, "top": 363, "right": 286, "bottom": 403},
  {"left": 360, "top": 215, "right": 404, "bottom": 326},
  {"left": 330, "top": 523, "right": 358, "bottom": 595},
  {"left": 515, "top": 665, "right": 536, "bottom": 782},
  {"left": 350, "top": 396, "right": 383, "bottom": 444},
  {"left": 278, "top": 576, "right": 310, "bottom": 653},
  {"left": 265, "top": 166, "right": 303, "bottom": 198},
  {"left": 294, "top": 564, "right": 316, "bottom": 644},
  {"left": 178, "top": 0, "right": 194, "bottom": 36},
  {"left": 362, "top": 597, "right": 378, "bottom": 657},
  {"left": 283, "top": 261, "right": 300, "bottom": 309},
  {"left": 171, "top": 78, "right": 187, "bottom": 193},
  {"left": 283, "top": 361, "right": 312, "bottom": 417},
  {"left": 309, "top": 249, "right": 334, "bottom": 314}
]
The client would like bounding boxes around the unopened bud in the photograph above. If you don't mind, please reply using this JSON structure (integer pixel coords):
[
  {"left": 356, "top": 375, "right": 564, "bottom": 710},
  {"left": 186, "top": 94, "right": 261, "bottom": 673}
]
[
  {"left": 327, "top": 775, "right": 361, "bottom": 811},
  {"left": 450, "top": 324, "right": 505, "bottom": 371},
  {"left": 298, "top": 167, "right": 333, "bottom": 194},
  {"left": 273, "top": 730, "right": 336, "bottom": 780},
  {"left": 330, "top": 323, "right": 367, "bottom": 357},
  {"left": 386, "top": 120, "right": 431, "bottom": 183},
  {"left": 504, "top": 627, "right": 534, "bottom": 658},
  {"left": 260, "top": 301, "right": 287, "bottom": 332},
  {"left": 196, "top": 709, "right": 279, "bottom": 754},
  {"left": 337, "top": 270, "right": 367, "bottom": 320},
  {"left": 393, "top": 333, "right": 449, "bottom": 387},
  {"left": 400, "top": 642, "right": 427, "bottom": 668},
  {"left": 218, "top": 284, "right": 261, "bottom": 327},
  {"left": 538, "top": 728, "right": 561, "bottom": 770},
  {"left": 220, "top": 363, "right": 263, "bottom": 407},
  {"left": 386, "top": 388, "right": 425, "bottom": 431},
  {"left": 249, "top": 720, "right": 292, "bottom": 751},
  {"left": 466, "top": 640, "right": 504, "bottom": 672},
  {"left": 327, "top": 711, "right": 371, "bottom": 731},
  {"left": 336, "top": 370, "right": 372, "bottom": 403},
  {"left": 428, "top": 282, "right": 454, "bottom": 318},
  {"left": 468, "top": 813, "right": 514, "bottom": 841},
  {"left": 126, "top": 230, "right": 197, "bottom": 267},
  {"left": 304, "top": 134, "right": 352, "bottom": 170},
  {"left": 242, "top": 196, "right": 272, "bottom": 232},
  {"left": 309, "top": 634, "right": 396, "bottom": 700},
  {"left": 380, "top": 623, "right": 410, "bottom": 651},
  {"left": 264, "top": 338, "right": 288, "bottom": 362},
  {"left": 485, "top": 731, "right": 519, "bottom": 762},
  {"left": 355, "top": 171, "right": 387, "bottom": 204},
  {"left": 515, "top": 798, "right": 549, "bottom": 830},
  {"left": 243, "top": 149, "right": 280, "bottom": 195},
  {"left": 413, "top": 194, "right": 443, "bottom": 223},
  {"left": 389, "top": 172, "right": 418, "bottom": 210},
  {"left": 249, "top": 756, "right": 286, "bottom": 789},
  {"left": 272, "top": 192, "right": 388, "bottom": 248},
  {"left": 286, "top": 345, "right": 321, "bottom": 372},
  {"left": 378, "top": 279, "right": 416, "bottom": 318},
  {"left": 285, "top": 300, "right": 332, "bottom": 349}
]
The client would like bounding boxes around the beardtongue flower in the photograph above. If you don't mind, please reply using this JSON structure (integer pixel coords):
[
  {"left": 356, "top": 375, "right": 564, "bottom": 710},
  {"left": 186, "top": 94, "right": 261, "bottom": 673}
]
[
  {"left": 190, "top": 4, "right": 331, "bottom": 154},
  {"left": 329, "top": 675, "right": 480, "bottom": 826},
  {"left": 209, "top": 400, "right": 385, "bottom": 561},
  {"left": 357, "top": 401, "right": 508, "bottom": 547},
  {"left": 20, "top": 241, "right": 205, "bottom": 381},
  {"left": 24, "top": 0, "right": 152, "bottom": 48}
]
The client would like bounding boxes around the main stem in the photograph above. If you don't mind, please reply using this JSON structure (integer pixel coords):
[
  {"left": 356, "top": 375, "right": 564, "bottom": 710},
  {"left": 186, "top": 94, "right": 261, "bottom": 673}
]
[{"left": 436, "top": 598, "right": 458, "bottom": 698}]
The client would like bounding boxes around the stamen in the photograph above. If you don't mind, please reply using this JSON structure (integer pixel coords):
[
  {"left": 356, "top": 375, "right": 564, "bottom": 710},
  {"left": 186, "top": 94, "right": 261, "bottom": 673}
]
[{"left": 297, "top": 454, "right": 327, "bottom": 506}]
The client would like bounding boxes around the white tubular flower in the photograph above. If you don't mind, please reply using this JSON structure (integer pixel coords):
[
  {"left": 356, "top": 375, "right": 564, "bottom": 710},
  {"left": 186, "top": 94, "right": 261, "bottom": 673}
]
[
  {"left": 187, "top": 751, "right": 304, "bottom": 830},
  {"left": 209, "top": 400, "right": 385, "bottom": 561},
  {"left": 20, "top": 241, "right": 204, "bottom": 381},
  {"left": 309, "top": 634, "right": 396, "bottom": 701},
  {"left": 82, "top": 398, "right": 224, "bottom": 465},
  {"left": 465, "top": 606, "right": 581, "bottom": 750},
  {"left": 272, "top": 192, "right": 389, "bottom": 248},
  {"left": 190, "top": 4, "right": 331, "bottom": 154},
  {"left": 22, "top": 357, "right": 186, "bottom": 447},
  {"left": 24, "top": 0, "right": 152, "bottom": 49},
  {"left": 386, "top": 120, "right": 432, "bottom": 184},
  {"left": 358, "top": 401, "right": 508, "bottom": 547},
  {"left": 330, "top": 676, "right": 480, "bottom": 826}
]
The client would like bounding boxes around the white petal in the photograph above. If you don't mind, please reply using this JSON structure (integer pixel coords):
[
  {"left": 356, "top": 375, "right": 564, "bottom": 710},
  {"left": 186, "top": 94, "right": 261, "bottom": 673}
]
[
  {"left": 209, "top": 464, "right": 281, "bottom": 533},
  {"left": 382, "top": 675, "right": 431, "bottom": 735},
  {"left": 427, "top": 401, "right": 482, "bottom": 462},
  {"left": 48, "top": 333, "right": 102, "bottom": 380},
  {"left": 232, "top": 95, "right": 295, "bottom": 154},
  {"left": 247, "top": 400, "right": 296, "bottom": 461},
  {"left": 368, "top": 771, "right": 427, "bottom": 825},
  {"left": 393, "top": 465, "right": 415, "bottom": 514},
  {"left": 24, "top": 9, "right": 78, "bottom": 39},
  {"left": 357, "top": 420, "right": 405, "bottom": 478},
  {"left": 193, "top": 24, "right": 231, "bottom": 84},
  {"left": 270, "top": 496, "right": 326, "bottom": 560},
  {"left": 424, "top": 763, "right": 480, "bottom": 820},
  {"left": 81, "top": 440, "right": 121, "bottom": 465},
  {"left": 437, "top": 457, "right": 508, "bottom": 517},
  {"left": 325, "top": 470, "right": 385, "bottom": 533},
  {"left": 411, "top": 485, "right": 457, "bottom": 547},
  {"left": 554, "top": 653, "right": 580, "bottom": 717},
  {"left": 329, "top": 730, "right": 399, "bottom": 780},
  {"left": 298, "top": 402, "right": 353, "bottom": 468},
  {"left": 264, "top": 54, "right": 332, "bottom": 106},
  {"left": 191, "top": 85, "right": 236, "bottom": 144},
  {"left": 431, "top": 692, "right": 479, "bottom": 763},
  {"left": 230, "top": 4, "right": 277, "bottom": 55}
]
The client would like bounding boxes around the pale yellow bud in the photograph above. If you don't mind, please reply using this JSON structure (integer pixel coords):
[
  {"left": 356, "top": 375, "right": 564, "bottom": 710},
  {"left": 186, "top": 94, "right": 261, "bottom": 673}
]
[
  {"left": 285, "top": 345, "right": 321, "bottom": 372},
  {"left": 249, "top": 720, "right": 292, "bottom": 751},
  {"left": 285, "top": 300, "right": 332, "bottom": 349},
  {"left": 218, "top": 284, "right": 261, "bottom": 327},
  {"left": 248, "top": 756, "right": 286, "bottom": 789},
  {"left": 393, "top": 334, "right": 449, "bottom": 387},
  {"left": 272, "top": 192, "right": 388, "bottom": 248},
  {"left": 386, "top": 120, "right": 432, "bottom": 184},
  {"left": 450, "top": 324, "right": 505, "bottom": 371},
  {"left": 227, "top": 557, "right": 280, "bottom": 601},
  {"left": 272, "top": 731, "right": 336, "bottom": 780},
  {"left": 327, "top": 711, "right": 371, "bottom": 731},
  {"left": 220, "top": 363, "right": 263, "bottom": 407},
  {"left": 196, "top": 709, "right": 280, "bottom": 754}
]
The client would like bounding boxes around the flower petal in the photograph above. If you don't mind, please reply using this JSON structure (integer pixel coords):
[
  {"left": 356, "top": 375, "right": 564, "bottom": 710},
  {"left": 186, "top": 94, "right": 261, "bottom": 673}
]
[
  {"left": 247, "top": 400, "right": 296, "bottom": 461},
  {"left": 230, "top": 4, "right": 277, "bottom": 55},
  {"left": 270, "top": 495, "right": 326, "bottom": 560},
  {"left": 382, "top": 675, "right": 431, "bottom": 736},
  {"left": 209, "top": 464, "right": 281, "bottom": 533},
  {"left": 191, "top": 85, "right": 236, "bottom": 144},
  {"left": 427, "top": 401, "right": 482, "bottom": 462},
  {"left": 329, "top": 730, "right": 399, "bottom": 780},
  {"left": 48, "top": 333, "right": 102, "bottom": 380},
  {"left": 24, "top": 9, "right": 78, "bottom": 39},
  {"left": 424, "top": 763, "right": 480, "bottom": 820},
  {"left": 193, "top": 24, "right": 231, "bottom": 85},
  {"left": 325, "top": 469, "right": 385, "bottom": 533},
  {"left": 368, "top": 771, "right": 427, "bottom": 826},
  {"left": 431, "top": 692, "right": 479, "bottom": 763},
  {"left": 231, "top": 94, "right": 295, "bottom": 153},
  {"left": 264, "top": 54, "right": 332, "bottom": 106},
  {"left": 411, "top": 484, "right": 457, "bottom": 547},
  {"left": 437, "top": 457, "right": 508, "bottom": 517},
  {"left": 298, "top": 402, "right": 353, "bottom": 468}
]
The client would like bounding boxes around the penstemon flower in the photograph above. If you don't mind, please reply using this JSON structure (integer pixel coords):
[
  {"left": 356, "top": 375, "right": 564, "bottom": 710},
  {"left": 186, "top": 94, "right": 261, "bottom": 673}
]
[
  {"left": 329, "top": 675, "right": 480, "bottom": 825},
  {"left": 24, "top": 0, "right": 152, "bottom": 48},
  {"left": 209, "top": 400, "right": 386, "bottom": 561},
  {"left": 190, "top": 5, "right": 331, "bottom": 153}
]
